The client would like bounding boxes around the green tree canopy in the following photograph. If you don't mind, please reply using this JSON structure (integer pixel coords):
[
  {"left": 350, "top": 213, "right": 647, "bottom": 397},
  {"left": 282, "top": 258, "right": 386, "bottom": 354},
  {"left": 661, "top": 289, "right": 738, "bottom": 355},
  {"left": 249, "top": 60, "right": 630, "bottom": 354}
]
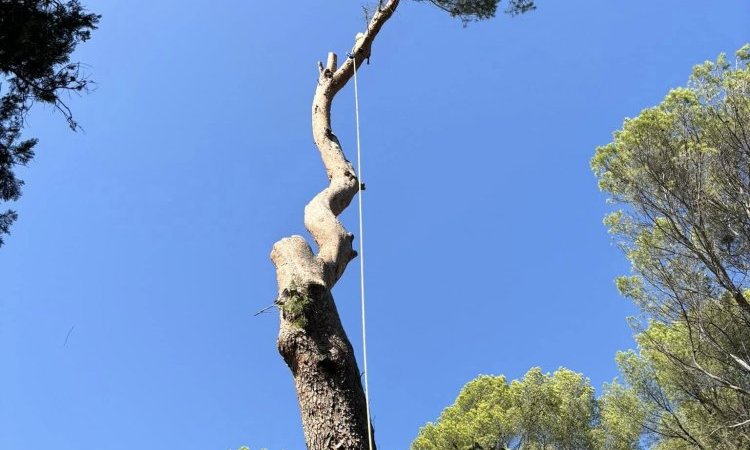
[
  {"left": 411, "top": 367, "right": 641, "bottom": 450},
  {"left": 592, "top": 45, "right": 750, "bottom": 449},
  {"left": 418, "top": 0, "right": 535, "bottom": 23},
  {"left": 613, "top": 305, "right": 750, "bottom": 450},
  {"left": 0, "top": 0, "right": 99, "bottom": 245}
]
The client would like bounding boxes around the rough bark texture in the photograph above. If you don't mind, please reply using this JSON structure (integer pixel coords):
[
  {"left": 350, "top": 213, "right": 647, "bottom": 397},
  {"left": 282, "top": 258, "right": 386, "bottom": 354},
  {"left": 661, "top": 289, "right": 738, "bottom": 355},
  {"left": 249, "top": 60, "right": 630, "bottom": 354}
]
[{"left": 269, "top": 2, "right": 399, "bottom": 449}]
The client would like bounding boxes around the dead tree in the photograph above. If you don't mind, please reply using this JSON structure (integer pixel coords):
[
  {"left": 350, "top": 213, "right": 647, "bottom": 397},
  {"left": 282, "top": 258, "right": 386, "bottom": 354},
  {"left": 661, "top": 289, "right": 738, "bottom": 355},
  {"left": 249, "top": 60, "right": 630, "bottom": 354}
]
[
  {"left": 270, "top": 2, "right": 400, "bottom": 448},
  {"left": 269, "top": 1, "right": 535, "bottom": 448}
]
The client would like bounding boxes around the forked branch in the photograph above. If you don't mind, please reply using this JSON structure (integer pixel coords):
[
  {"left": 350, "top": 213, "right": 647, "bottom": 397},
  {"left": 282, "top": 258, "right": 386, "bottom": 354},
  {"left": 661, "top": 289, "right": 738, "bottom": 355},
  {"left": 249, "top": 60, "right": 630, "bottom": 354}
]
[{"left": 272, "top": 0, "right": 400, "bottom": 290}]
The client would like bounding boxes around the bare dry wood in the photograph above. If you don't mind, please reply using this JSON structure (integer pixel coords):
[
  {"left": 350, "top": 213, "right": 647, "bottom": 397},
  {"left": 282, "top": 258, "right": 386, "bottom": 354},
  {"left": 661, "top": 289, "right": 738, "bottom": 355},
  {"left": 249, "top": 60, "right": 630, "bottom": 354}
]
[{"left": 269, "top": 2, "right": 400, "bottom": 449}]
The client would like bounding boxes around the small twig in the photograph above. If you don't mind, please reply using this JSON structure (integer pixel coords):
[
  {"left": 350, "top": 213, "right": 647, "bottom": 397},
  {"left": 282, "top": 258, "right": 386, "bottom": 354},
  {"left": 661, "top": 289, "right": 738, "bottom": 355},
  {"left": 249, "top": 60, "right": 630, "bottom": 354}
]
[
  {"left": 253, "top": 304, "right": 278, "bottom": 316},
  {"left": 726, "top": 417, "right": 750, "bottom": 429},
  {"left": 362, "top": 5, "right": 372, "bottom": 25},
  {"left": 708, "top": 417, "right": 750, "bottom": 436},
  {"left": 63, "top": 325, "right": 75, "bottom": 347}
]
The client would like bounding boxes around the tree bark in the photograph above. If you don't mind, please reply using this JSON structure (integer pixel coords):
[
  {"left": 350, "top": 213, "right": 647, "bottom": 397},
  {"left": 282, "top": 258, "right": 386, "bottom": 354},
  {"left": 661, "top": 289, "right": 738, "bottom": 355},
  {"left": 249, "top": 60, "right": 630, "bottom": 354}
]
[{"left": 269, "top": 2, "right": 399, "bottom": 449}]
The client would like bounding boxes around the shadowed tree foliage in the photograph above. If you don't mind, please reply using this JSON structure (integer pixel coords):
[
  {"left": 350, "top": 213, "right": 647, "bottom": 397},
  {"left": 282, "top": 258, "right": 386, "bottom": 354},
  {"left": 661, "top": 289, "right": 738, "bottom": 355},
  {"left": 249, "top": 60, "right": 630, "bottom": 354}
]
[
  {"left": 0, "top": 0, "right": 99, "bottom": 246},
  {"left": 418, "top": 0, "right": 536, "bottom": 23},
  {"left": 593, "top": 45, "right": 750, "bottom": 449}
]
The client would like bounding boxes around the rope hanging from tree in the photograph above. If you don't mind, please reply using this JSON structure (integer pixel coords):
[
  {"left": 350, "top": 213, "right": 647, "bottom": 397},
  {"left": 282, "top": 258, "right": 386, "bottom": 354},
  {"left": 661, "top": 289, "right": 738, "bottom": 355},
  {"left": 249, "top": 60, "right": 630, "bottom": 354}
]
[{"left": 351, "top": 53, "right": 374, "bottom": 450}]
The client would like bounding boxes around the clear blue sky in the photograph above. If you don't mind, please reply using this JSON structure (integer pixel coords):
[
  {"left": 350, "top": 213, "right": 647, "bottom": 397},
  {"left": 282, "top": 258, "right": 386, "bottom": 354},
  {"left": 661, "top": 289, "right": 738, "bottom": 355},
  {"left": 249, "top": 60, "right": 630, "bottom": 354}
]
[{"left": 1, "top": 1, "right": 747, "bottom": 449}]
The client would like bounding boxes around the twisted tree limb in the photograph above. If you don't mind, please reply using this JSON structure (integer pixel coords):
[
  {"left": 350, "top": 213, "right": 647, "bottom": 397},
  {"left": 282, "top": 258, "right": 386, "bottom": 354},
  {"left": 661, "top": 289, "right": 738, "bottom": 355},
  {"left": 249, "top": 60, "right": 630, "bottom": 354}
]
[{"left": 270, "top": 2, "right": 399, "bottom": 449}]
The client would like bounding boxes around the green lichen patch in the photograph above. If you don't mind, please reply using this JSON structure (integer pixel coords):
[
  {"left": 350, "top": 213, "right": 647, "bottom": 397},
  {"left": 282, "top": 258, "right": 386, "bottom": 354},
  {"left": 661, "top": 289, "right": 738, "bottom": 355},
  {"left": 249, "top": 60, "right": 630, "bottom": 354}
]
[{"left": 278, "top": 280, "right": 312, "bottom": 328}]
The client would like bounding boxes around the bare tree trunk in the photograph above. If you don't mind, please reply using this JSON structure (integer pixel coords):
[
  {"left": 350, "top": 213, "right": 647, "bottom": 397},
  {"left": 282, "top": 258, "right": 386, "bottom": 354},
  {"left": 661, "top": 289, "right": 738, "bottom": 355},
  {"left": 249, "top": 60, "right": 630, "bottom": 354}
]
[{"left": 269, "top": 2, "right": 399, "bottom": 449}]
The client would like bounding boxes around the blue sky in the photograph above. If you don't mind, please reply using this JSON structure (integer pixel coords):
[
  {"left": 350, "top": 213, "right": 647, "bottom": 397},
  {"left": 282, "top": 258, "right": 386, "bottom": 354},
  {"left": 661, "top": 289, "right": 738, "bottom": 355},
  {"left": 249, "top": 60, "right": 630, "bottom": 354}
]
[{"left": 0, "top": 1, "right": 748, "bottom": 449}]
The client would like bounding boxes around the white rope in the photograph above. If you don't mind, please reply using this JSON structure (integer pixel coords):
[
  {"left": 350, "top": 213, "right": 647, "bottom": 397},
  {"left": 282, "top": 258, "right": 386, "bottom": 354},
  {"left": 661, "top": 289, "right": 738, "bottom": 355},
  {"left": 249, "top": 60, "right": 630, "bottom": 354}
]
[{"left": 352, "top": 57, "right": 374, "bottom": 450}]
